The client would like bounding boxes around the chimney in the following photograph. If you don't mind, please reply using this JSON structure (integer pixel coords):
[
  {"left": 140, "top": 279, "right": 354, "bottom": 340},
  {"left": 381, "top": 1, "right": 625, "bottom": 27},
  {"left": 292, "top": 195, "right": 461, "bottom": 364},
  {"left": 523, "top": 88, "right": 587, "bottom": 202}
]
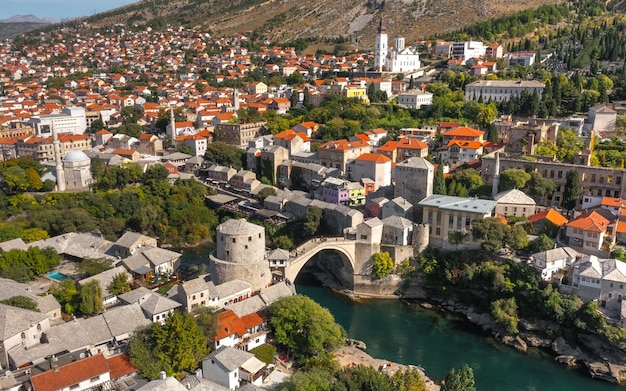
[{"left": 160, "top": 371, "right": 167, "bottom": 380}]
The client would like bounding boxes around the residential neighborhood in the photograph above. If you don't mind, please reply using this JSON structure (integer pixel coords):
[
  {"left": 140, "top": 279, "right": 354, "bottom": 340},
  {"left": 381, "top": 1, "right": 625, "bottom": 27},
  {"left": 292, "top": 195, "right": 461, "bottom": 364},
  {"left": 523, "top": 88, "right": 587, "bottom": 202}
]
[{"left": 3, "top": 0, "right": 626, "bottom": 389}]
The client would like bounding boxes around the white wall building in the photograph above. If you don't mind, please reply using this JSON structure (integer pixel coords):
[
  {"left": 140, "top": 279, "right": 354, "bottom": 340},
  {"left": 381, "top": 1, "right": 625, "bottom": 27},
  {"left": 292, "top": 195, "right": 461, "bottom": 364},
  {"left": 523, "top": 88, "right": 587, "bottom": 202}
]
[
  {"left": 451, "top": 41, "right": 486, "bottom": 61},
  {"left": 30, "top": 107, "right": 88, "bottom": 136},
  {"left": 385, "top": 36, "right": 421, "bottom": 73},
  {"left": 374, "top": 18, "right": 388, "bottom": 72},
  {"left": 465, "top": 80, "right": 545, "bottom": 102},
  {"left": 397, "top": 90, "right": 433, "bottom": 109}
]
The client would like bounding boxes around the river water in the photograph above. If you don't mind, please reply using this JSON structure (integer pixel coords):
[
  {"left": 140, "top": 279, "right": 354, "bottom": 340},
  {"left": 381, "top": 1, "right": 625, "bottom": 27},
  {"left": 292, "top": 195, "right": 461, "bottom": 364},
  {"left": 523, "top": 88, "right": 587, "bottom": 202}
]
[
  {"left": 180, "top": 245, "right": 624, "bottom": 390},
  {"left": 296, "top": 282, "right": 624, "bottom": 391}
]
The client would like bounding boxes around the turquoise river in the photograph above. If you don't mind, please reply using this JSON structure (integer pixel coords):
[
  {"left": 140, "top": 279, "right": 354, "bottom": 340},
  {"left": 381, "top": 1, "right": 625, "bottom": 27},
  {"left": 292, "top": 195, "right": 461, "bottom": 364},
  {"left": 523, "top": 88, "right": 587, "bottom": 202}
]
[{"left": 181, "top": 244, "right": 624, "bottom": 391}]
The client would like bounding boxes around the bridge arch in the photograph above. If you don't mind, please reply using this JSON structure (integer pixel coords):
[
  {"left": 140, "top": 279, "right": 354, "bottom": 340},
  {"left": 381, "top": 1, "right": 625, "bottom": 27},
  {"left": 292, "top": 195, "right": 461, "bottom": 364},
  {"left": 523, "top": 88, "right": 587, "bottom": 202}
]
[{"left": 284, "top": 238, "right": 356, "bottom": 288}]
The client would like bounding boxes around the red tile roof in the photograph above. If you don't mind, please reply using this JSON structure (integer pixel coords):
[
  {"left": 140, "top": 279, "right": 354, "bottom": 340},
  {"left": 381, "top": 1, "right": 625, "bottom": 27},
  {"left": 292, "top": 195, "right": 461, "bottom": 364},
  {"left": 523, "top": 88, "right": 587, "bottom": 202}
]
[
  {"left": 106, "top": 354, "right": 137, "bottom": 380},
  {"left": 215, "top": 310, "right": 247, "bottom": 341},
  {"left": 356, "top": 153, "right": 391, "bottom": 163},
  {"left": 443, "top": 126, "right": 484, "bottom": 138},
  {"left": 30, "top": 354, "right": 109, "bottom": 391},
  {"left": 565, "top": 211, "right": 610, "bottom": 233},
  {"left": 528, "top": 208, "right": 568, "bottom": 226}
]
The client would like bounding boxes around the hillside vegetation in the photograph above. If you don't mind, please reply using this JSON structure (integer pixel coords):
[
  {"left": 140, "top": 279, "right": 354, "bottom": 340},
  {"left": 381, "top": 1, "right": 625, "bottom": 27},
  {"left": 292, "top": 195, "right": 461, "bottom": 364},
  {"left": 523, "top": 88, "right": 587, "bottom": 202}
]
[{"left": 69, "top": 0, "right": 562, "bottom": 47}]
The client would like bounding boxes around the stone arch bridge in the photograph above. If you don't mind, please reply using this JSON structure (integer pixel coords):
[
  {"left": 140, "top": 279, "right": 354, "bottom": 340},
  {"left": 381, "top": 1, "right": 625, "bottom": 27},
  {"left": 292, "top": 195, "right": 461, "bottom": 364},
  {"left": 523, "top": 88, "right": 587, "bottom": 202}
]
[{"left": 283, "top": 237, "right": 358, "bottom": 285}]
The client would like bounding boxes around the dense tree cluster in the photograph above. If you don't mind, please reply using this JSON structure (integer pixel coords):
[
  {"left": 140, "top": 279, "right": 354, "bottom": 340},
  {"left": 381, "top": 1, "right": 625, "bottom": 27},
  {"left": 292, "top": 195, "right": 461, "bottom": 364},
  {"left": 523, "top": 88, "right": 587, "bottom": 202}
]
[
  {"left": 129, "top": 311, "right": 209, "bottom": 378},
  {"left": 372, "top": 251, "right": 395, "bottom": 279},
  {"left": 0, "top": 164, "right": 218, "bottom": 247},
  {"left": 268, "top": 295, "right": 346, "bottom": 362},
  {"left": 418, "top": 248, "right": 626, "bottom": 345},
  {"left": 0, "top": 247, "right": 60, "bottom": 282}
]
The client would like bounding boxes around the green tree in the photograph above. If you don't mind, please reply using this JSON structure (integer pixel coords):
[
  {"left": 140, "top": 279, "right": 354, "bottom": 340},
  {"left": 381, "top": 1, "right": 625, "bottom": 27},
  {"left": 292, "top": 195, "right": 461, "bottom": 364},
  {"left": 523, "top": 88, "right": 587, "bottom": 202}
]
[
  {"left": 526, "top": 233, "right": 554, "bottom": 253},
  {"left": 25, "top": 168, "right": 42, "bottom": 191},
  {"left": 453, "top": 169, "right": 482, "bottom": 193},
  {"left": 273, "top": 235, "right": 294, "bottom": 250},
  {"left": 499, "top": 169, "right": 531, "bottom": 191},
  {"left": 491, "top": 297, "right": 519, "bottom": 334},
  {"left": 525, "top": 171, "right": 555, "bottom": 198},
  {"left": 49, "top": 278, "right": 79, "bottom": 314},
  {"left": 268, "top": 295, "right": 346, "bottom": 362},
  {"left": 108, "top": 272, "right": 131, "bottom": 295},
  {"left": 442, "top": 364, "right": 476, "bottom": 391},
  {"left": 257, "top": 187, "right": 277, "bottom": 202},
  {"left": 434, "top": 163, "right": 446, "bottom": 195},
  {"left": 303, "top": 206, "right": 323, "bottom": 237},
  {"left": 79, "top": 280, "right": 104, "bottom": 315},
  {"left": 471, "top": 217, "right": 509, "bottom": 252},
  {"left": 556, "top": 128, "right": 584, "bottom": 162},
  {"left": 90, "top": 119, "right": 104, "bottom": 133},
  {"left": 77, "top": 258, "right": 113, "bottom": 277},
  {"left": 562, "top": 170, "right": 580, "bottom": 213},
  {"left": 129, "top": 312, "right": 208, "bottom": 378},
  {"left": 0, "top": 296, "right": 38, "bottom": 311},
  {"left": 2, "top": 166, "right": 30, "bottom": 193},
  {"left": 204, "top": 141, "right": 246, "bottom": 170},
  {"left": 372, "top": 251, "right": 394, "bottom": 279},
  {"left": 506, "top": 225, "right": 529, "bottom": 250}
]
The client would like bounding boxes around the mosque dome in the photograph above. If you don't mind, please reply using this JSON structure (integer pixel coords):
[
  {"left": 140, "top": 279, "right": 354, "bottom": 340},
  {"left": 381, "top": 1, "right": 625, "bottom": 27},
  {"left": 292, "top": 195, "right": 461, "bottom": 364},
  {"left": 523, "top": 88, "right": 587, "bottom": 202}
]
[{"left": 63, "top": 150, "right": 90, "bottom": 163}]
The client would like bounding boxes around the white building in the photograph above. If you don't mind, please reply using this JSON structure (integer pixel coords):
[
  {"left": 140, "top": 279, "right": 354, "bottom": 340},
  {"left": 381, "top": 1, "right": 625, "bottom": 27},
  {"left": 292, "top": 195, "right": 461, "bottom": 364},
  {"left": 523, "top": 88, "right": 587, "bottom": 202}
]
[
  {"left": 30, "top": 107, "right": 87, "bottom": 136},
  {"left": 385, "top": 36, "right": 421, "bottom": 73},
  {"left": 397, "top": 89, "right": 433, "bottom": 109},
  {"left": 509, "top": 52, "right": 536, "bottom": 67},
  {"left": 451, "top": 41, "right": 486, "bottom": 61},
  {"left": 465, "top": 80, "right": 545, "bottom": 102}
]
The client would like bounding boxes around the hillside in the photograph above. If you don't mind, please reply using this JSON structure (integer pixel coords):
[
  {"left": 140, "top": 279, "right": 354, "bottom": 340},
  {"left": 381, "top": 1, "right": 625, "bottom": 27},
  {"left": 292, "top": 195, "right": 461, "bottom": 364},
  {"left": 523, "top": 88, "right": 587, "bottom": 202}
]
[
  {"left": 0, "top": 22, "right": 51, "bottom": 40},
  {"left": 79, "top": 0, "right": 563, "bottom": 47}
]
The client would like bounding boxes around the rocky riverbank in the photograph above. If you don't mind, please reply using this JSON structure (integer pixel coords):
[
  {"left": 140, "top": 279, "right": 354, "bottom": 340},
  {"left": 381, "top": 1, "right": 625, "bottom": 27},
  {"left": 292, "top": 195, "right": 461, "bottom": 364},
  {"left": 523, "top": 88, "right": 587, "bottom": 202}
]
[{"left": 402, "top": 284, "right": 626, "bottom": 385}]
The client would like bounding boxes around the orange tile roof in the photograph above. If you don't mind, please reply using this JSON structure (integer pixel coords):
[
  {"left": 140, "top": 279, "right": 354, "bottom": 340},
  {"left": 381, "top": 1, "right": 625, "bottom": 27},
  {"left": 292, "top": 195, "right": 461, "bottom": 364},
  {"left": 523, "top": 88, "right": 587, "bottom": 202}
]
[
  {"left": 444, "top": 126, "right": 484, "bottom": 138},
  {"left": 528, "top": 208, "right": 568, "bottom": 226},
  {"left": 106, "top": 354, "right": 137, "bottom": 379},
  {"left": 215, "top": 310, "right": 247, "bottom": 341},
  {"left": 377, "top": 140, "right": 399, "bottom": 152},
  {"left": 601, "top": 197, "right": 626, "bottom": 209},
  {"left": 565, "top": 211, "right": 610, "bottom": 233},
  {"left": 31, "top": 354, "right": 109, "bottom": 391},
  {"left": 240, "top": 311, "right": 266, "bottom": 329},
  {"left": 447, "top": 139, "right": 482, "bottom": 149},
  {"left": 617, "top": 220, "right": 626, "bottom": 234},
  {"left": 356, "top": 153, "right": 391, "bottom": 163},
  {"left": 112, "top": 148, "right": 136, "bottom": 156},
  {"left": 397, "top": 138, "right": 428, "bottom": 150}
]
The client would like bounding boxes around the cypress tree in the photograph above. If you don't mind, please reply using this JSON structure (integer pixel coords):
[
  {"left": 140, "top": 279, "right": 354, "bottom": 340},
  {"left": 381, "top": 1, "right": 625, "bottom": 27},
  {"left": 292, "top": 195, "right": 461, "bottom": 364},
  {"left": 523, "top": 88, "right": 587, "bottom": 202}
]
[{"left": 434, "top": 163, "right": 447, "bottom": 195}]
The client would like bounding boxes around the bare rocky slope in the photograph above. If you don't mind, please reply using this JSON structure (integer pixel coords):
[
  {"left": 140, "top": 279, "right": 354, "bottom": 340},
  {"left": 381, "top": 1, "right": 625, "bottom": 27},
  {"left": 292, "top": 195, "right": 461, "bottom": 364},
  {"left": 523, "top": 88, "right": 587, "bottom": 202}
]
[{"left": 81, "top": 0, "right": 563, "bottom": 47}]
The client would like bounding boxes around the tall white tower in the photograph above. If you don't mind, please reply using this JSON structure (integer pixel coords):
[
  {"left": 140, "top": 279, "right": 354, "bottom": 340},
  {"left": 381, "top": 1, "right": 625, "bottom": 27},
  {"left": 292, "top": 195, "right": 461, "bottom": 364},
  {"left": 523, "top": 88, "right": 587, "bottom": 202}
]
[
  {"left": 52, "top": 124, "right": 66, "bottom": 192},
  {"left": 374, "top": 17, "right": 388, "bottom": 72},
  {"left": 169, "top": 106, "right": 176, "bottom": 145},
  {"left": 492, "top": 152, "right": 500, "bottom": 198}
]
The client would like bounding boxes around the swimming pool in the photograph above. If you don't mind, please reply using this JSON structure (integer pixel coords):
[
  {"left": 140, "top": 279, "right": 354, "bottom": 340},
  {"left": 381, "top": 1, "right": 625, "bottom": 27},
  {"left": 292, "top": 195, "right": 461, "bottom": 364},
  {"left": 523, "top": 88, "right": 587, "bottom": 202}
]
[{"left": 47, "top": 271, "right": 71, "bottom": 282}]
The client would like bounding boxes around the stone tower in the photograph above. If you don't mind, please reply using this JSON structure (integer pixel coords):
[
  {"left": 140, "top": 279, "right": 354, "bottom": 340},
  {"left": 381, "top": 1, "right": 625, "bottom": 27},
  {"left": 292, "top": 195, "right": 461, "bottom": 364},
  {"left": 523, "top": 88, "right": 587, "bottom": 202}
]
[
  {"left": 233, "top": 88, "right": 240, "bottom": 112},
  {"left": 412, "top": 223, "right": 430, "bottom": 256},
  {"left": 209, "top": 219, "right": 271, "bottom": 292},
  {"left": 394, "top": 35, "right": 405, "bottom": 51},
  {"left": 492, "top": 152, "right": 500, "bottom": 198},
  {"left": 52, "top": 124, "right": 66, "bottom": 192},
  {"left": 374, "top": 17, "right": 388, "bottom": 72}
]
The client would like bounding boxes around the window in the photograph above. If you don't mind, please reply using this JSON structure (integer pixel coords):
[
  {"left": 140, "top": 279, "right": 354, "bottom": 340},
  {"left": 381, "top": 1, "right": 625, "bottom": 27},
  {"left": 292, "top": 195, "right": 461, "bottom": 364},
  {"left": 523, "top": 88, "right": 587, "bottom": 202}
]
[
  {"left": 248, "top": 236, "right": 252, "bottom": 242},
  {"left": 232, "top": 238, "right": 236, "bottom": 243},
  {"left": 610, "top": 283, "right": 614, "bottom": 288},
  {"left": 435, "top": 228, "right": 441, "bottom": 235},
  {"left": 91, "top": 376, "right": 100, "bottom": 382}
]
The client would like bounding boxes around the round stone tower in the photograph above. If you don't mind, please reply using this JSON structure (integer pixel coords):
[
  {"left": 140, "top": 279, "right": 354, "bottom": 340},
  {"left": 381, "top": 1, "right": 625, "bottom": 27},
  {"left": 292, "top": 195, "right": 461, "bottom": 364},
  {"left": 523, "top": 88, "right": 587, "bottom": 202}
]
[
  {"left": 209, "top": 219, "right": 271, "bottom": 291},
  {"left": 412, "top": 223, "right": 430, "bottom": 256}
]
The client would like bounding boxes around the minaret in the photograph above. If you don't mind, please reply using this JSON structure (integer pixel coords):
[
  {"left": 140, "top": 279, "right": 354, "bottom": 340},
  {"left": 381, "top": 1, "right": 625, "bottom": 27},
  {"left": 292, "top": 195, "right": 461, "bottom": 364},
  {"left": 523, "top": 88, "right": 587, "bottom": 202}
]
[
  {"left": 169, "top": 106, "right": 176, "bottom": 145},
  {"left": 492, "top": 152, "right": 500, "bottom": 198},
  {"left": 233, "top": 88, "right": 240, "bottom": 112},
  {"left": 52, "top": 123, "right": 66, "bottom": 192},
  {"left": 374, "top": 17, "right": 388, "bottom": 72}
]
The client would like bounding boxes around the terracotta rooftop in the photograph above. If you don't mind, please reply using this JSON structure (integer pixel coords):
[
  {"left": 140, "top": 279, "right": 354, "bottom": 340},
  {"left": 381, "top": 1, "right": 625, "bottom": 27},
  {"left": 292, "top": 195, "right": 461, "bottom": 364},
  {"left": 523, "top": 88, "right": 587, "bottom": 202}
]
[
  {"left": 565, "top": 211, "right": 610, "bottom": 233},
  {"left": 30, "top": 354, "right": 109, "bottom": 391}
]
